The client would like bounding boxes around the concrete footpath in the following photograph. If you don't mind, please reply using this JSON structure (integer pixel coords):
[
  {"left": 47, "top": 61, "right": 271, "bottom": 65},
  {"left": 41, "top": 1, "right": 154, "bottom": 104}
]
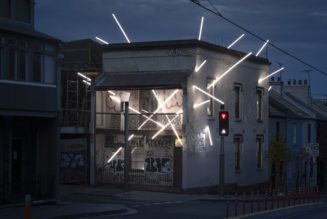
[
  {"left": 0, "top": 202, "right": 129, "bottom": 219},
  {"left": 0, "top": 185, "right": 224, "bottom": 219}
]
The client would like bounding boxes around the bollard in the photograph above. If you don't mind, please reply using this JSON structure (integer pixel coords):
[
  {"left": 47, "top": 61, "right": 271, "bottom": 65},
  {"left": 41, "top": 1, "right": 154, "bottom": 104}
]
[
  {"left": 264, "top": 190, "right": 268, "bottom": 210},
  {"left": 242, "top": 192, "right": 246, "bottom": 215},
  {"left": 226, "top": 193, "right": 230, "bottom": 218},
  {"left": 234, "top": 192, "right": 238, "bottom": 217},
  {"left": 250, "top": 191, "right": 254, "bottom": 213},
  {"left": 271, "top": 190, "right": 274, "bottom": 209},
  {"left": 256, "top": 190, "right": 260, "bottom": 212},
  {"left": 24, "top": 194, "right": 32, "bottom": 219},
  {"left": 276, "top": 191, "right": 279, "bottom": 208}
]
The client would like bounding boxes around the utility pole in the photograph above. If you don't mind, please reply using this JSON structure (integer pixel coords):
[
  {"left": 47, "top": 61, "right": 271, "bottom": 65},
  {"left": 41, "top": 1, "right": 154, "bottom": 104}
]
[{"left": 123, "top": 101, "right": 130, "bottom": 188}]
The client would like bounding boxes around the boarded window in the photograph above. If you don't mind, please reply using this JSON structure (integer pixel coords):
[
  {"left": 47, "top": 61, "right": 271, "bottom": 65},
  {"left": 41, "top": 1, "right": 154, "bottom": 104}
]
[
  {"left": 256, "top": 135, "right": 263, "bottom": 169},
  {"left": 234, "top": 135, "right": 242, "bottom": 171},
  {"left": 32, "top": 52, "right": 41, "bottom": 82},
  {"left": 256, "top": 87, "right": 263, "bottom": 121}
]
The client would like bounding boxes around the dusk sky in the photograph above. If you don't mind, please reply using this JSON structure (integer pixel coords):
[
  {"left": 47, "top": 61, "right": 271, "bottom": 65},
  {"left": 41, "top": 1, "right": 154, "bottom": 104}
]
[{"left": 35, "top": 0, "right": 327, "bottom": 96}]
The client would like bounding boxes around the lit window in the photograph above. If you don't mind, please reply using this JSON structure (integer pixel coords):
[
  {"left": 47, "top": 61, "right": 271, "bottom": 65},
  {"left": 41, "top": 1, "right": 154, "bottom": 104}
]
[
  {"left": 234, "top": 135, "right": 242, "bottom": 171},
  {"left": 256, "top": 135, "right": 263, "bottom": 169},
  {"left": 206, "top": 78, "right": 214, "bottom": 116},
  {"left": 234, "top": 83, "right": 242, "bottom": 120},
  {"left": 256, "top": 87, "right": 263, "bottom": 121}
]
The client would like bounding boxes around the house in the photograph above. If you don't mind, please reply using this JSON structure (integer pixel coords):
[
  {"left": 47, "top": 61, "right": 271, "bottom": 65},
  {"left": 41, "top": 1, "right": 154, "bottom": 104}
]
[
  {"left": 0, "top": 0, "right": 60, "bottom": 204},
  {"left": 269, "top": 78, "right": 318, "bottom": 191},
  {"left": 60, "top": 39, "right": 102, "bottom": 184},
  {"left": 91, "top": 40, "right": 270, "bottom": 191}
]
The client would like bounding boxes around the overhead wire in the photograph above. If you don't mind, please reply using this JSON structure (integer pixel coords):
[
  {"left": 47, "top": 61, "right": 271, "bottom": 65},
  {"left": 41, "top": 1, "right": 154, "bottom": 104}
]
[{"left": 191, "top": 0, "right": 327, "bottom": 77}]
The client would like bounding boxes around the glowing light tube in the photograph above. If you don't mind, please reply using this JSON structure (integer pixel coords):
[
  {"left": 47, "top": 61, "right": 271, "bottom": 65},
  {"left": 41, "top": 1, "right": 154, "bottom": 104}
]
[
  {"left": 268, "top": 86, "right": 272, "bottom": 91},
  {"left": 77, "top": 72, "right": 91, "bottom": 82},
  {"left": 195, "top": 60, "right": 207, "bottom": 72},
  {"left": 152, "top": 90, "right": 183, "bottom": 146},
  {"left": 138, "top": 90, "right": 179, "bottom": 130},
  {"left": 193, "top": 100, "right": 210, "bottom": 109},
  {"left": 82, "top": 80, "right": 91, "bottom": 86},
  {"left": 255, "top": 40, "right": 269, "bottom": 57},
  {"left": 107, "top": 147, "right": 123, "bottom": 163},
  {"left": 205, "top": 126, "right": 213, "bottom": 146},
  {"left": 198, "top": 16, "right": 204, "bottom": 41},
  {"left": 109, "top": 93, "right": 165, "bottom": 128},
  {"left": 258, "top": 67, "right": 285, "bottom": 84},
  {"left": 108, "top": 90, "right": 115, "bottom": 95},
  {"left": 95, "top": 36, "right": 109, "bottom": 45},
  {"left": 207, "top": 52, "right": 252, "bottom": 89},
  {"left": 152, "top": 114, "right": 180, "bottom": 140},
  {"left": 112, "top": 13, "right": 131, "bottom": 43},
  {"left": 193, "top": 85, "right": 224, "bottom": 105},
  {"left": 227, "top": 34, "right": 245, "bottom": 49},
  {"left": 128, "top": 134, "right": 134, "bottom": 141}
]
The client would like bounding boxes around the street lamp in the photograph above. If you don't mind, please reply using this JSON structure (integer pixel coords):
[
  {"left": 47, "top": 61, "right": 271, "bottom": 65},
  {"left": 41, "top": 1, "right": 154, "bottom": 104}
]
[{"left": 120, "top": 92, "right": 130, "bottom": 188}]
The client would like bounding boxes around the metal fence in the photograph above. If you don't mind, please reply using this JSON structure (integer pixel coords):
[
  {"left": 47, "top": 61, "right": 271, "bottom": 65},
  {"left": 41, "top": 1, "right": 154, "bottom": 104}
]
[
  {"left": 0, "top": 176, "right": 55, "bottom": 205},
  {"left": 62, "top": 108, "right": 90, "bottom": 127}
]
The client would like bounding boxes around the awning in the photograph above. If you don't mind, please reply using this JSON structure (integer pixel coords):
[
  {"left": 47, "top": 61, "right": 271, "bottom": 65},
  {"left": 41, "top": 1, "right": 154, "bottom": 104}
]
[{"left": 94, "top": 70, "right": 192, "bottom": 90}]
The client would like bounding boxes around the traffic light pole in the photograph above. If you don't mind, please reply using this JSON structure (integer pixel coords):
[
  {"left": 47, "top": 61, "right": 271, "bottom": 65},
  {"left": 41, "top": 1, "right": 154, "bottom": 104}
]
[{"left": 219, "top": 136, "right": 224, "bottom": 196}]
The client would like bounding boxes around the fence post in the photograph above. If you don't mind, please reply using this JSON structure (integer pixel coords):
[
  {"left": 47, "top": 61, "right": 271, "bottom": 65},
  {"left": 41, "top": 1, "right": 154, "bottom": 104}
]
[
  {"left": 242, "top": 192, "right": 246, "bottom": 215},
  {"left": 226, "top": 193, "right": 230, "bottom": 218},
  {"left": 257, "top": 190, "right": 260, "bottom": 212},
  {"left": 265, "top": 189, "right": 268, "bottom": 210},
  {"left": 24, "top": 194, "right": 32, "bottom": 219},
  {"left": 234, "top": 192, "right": 238, "bottom": 217},
  {"left": 250, "top": 191, "right": 254, "bottom": 213}
]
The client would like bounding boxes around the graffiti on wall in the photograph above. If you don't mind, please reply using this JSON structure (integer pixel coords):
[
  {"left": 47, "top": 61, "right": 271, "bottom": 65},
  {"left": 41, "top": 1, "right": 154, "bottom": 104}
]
[
  {"left": 144, "top": 157, "right": 172, "bottom": 173},
  {"left": 61, "top": 153, "right": 85, "bottom": 168},
  {"left": 108, "top": 159, "right": 124, "bottom": 173}
]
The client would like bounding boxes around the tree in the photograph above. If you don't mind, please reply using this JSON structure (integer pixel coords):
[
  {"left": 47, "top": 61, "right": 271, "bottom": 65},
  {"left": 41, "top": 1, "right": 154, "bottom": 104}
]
[{"left": 268, "top": 136, "right": 291, "bottom": 193}]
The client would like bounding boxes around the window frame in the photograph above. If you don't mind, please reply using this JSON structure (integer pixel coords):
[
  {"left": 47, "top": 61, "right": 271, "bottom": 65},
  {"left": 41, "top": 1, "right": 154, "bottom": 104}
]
[
  {"left": 256, "top": 135, "right": 264, "bottom": 169},
  {"left": 206, "top": 78, "right": 214, "bottom": 117},
  {"left": 256, "top": 87, "right": 264, "bottom": 122},
  {"left": 234, "top": 83, "right": 242, "bottom": 121},
  {"left": 234, "top": 135, "right": 243, "bottom": 171}
]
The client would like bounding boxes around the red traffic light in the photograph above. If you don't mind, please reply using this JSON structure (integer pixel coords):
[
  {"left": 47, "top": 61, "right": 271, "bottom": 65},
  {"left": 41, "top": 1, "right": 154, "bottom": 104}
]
[
  {"left": 219, "top": 111, "right": 229, "bottom": 136},
  {"left": 220, "top": 112, "right": 228, "bottom": 120}
]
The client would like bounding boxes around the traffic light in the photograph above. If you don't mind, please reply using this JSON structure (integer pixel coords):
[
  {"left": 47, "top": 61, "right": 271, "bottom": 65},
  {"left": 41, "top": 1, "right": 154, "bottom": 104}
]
[{"left": 219, "top": 111, "right": 229, "bottom": 136}]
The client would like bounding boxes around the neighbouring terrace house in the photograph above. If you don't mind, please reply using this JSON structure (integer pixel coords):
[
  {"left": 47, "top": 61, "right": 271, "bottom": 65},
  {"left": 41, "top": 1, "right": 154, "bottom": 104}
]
[
  {"left": 269, "top": 80, "right": 318, "bottom": 191},
  {"left": 92, "top": 40, "right": 270, "bottom": 191}
]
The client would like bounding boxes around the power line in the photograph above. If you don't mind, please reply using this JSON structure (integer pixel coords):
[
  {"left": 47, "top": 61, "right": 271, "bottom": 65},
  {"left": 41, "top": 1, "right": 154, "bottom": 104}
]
[{"left": 190, "top": 0, "right": 327, "bottom": 77}]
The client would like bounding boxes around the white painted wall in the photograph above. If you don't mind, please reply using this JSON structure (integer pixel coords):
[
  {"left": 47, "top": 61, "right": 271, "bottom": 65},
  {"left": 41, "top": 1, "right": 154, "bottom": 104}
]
[{"left": 100, "top": 43, "right": 270, "bottom": 189}]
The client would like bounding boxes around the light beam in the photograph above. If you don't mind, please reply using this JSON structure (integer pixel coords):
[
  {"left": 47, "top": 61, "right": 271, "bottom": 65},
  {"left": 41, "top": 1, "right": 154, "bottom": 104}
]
[
  {"left": 207, "top": 52, "right": 252, "bottom": 89},
  {"left": 112, "top": 13, "right": 131, "bottom": 43},
  {"left": 77, "top": 72, "right": 91, "bottom": 81},
  {"left": 193, "top": 100, "right": 210, "bottom": 109},
  {"left": 151, "top": 114, "right": 181, "bottom": 140},
  {"left": 205, "top": 126, "right": 213, "bottom": 146},
  {"left": 258, "top": 67, "right": 285, "bottom": 84},
  {"left": 227, "top": 34, "right": 245, "bottom": 49},
  {"left": 107, "top": 147, "right": 123, "bottom": 164},
  {"left": 198, "top": 16, "right": 204, "bottom": 41},
  {"left": 193, "top": 85, "right": 224, "bottom": 105},
  {"left": 152, "top": 90, "right": 183, "bottom": 146},
  {"left": 255, "top": 40, "right": 269, "bottom": 57},
  {"left": 138, "top": 90, "right": 179, "bottom": 130},
  {"left": 82, "top": 80, "right": 91, "bottom": 86},
  {"left": 95, "top": 36, "right": 109, "bottom": 45},
  {"left": 195, "top": 60, "right": 207, "bottom": 72}
]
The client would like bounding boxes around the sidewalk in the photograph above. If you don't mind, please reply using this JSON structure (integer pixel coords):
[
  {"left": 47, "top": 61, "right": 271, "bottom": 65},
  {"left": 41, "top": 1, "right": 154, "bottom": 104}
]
[{"left": 0, "top": 202, "right": 128, "bottom": 219}]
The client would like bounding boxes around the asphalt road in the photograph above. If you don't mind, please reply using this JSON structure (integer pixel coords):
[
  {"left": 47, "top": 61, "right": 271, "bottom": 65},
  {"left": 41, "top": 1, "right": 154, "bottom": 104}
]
[{"left": 62, "top": 191, "right": 326, "bottom": 219}]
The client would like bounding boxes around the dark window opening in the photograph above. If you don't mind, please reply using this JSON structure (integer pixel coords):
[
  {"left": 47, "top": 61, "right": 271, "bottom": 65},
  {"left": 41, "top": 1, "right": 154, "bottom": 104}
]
[{"left": 32, "top": 52, "right": 41, "bottom": 82}]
